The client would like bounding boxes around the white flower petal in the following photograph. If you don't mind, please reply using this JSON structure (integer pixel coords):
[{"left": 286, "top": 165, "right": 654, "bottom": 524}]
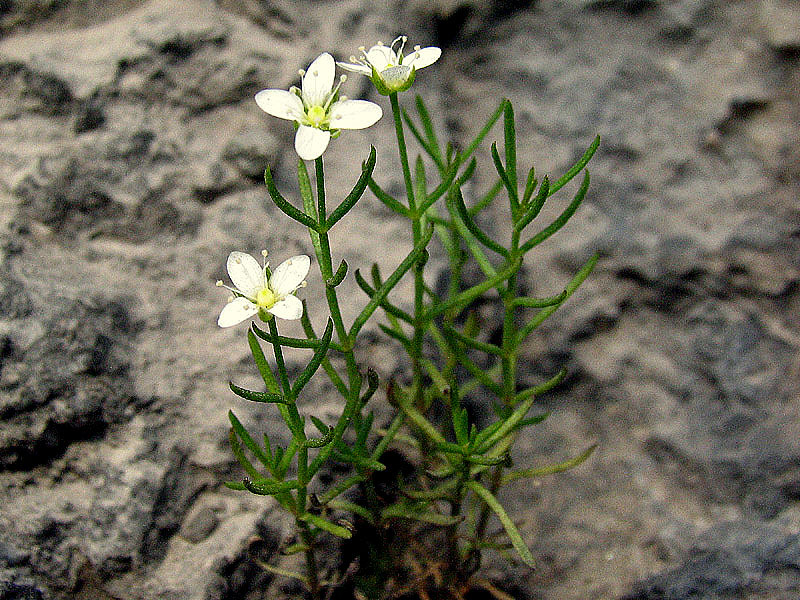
[
  {"left": 295, "top": 125, "right": 331, "bottom": 160},
  {"left": 365, "top": 45, "right": 395, "bottom": 71},
  {"left": 337, "top": 62, "right": 372, "bottom": 76},
  {"left": 402, "top": 47, "right": 441, "bottom": 70},
  {"left": 255, "top": 89, "right": 305, "bottom": 121},
  {"left": 218, "top": 297, "right": 258, "bottom": 327},
  {"left": 267, "top": 294, "right": 303, "bottom": 320},
  {"left": 269, "top": 255, "right": 310, "bottom": 296},
  {"left": 302, "top": 52, "right": 335, "bottom": 107},
  {"left": 227, "top": 251, "right": 265, "bottom": 298},
  {"left": 329, "top": 99, "right": 383, "bottom": 130}
]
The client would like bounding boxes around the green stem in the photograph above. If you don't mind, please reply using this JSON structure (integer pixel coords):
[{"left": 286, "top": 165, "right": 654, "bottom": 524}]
[{"left": 390, "top": 93, "right": 425, "bottom": 407}]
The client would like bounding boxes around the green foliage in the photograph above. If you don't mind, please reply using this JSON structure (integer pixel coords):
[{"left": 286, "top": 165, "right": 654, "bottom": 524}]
[{"left": 221, "top": 91, "right": 600, "bottom": 599}]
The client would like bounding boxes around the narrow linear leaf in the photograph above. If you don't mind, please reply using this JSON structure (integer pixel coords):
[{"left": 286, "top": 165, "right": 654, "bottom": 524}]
[
  {"left": 514, "top": 367, "right": 567, "bottom": 404},
  {"left": 503, "top": 101, "right": 518, "bottom": 208},
  {"left": 452, "top": 187, "right": 508, "bottom": 257},
  {"left": 466, "top": 481, "right": 535, "bottom": 566},
  {"left": 318, "top": 473, "right": 366, "bottom": 504},
  {"left": 264, "top": 166, "right": 320, "bottom": 231},
  {"left": 247, "top": 328, "right": 280, "bottom": 395},
  {"left": 469, "top": 177, "right": 504, "bottom": 216},
  {"left": 291, "top": 318, "right": 334, "bottom": 397},
  {"left": 515, "top": 175, "right": 549, "bottom": 233},
  {"left": 458, "top": 99, "right": 507, "bottom": 167},
  {"left": 382, "top": 504, "right": 463, "bottom": 526},
  {"left": 257, "top": 561, "right": 309, "bottom": 584},
  {"left": 360, "top": 368, "right": 380, "bottom": 405},
  {"left": 521, "top": 169, "right": 590, "bottom": 253},
  {"left": 328, "top": 499, "right": 375, "bottom": 523},
  {"left": 281, "top": 543, "right": 310, "bottom": 556},
  {"left": 425, "top": 255, "right": 520, "bottom": 321},
  {"left": 444, "top": 323, "right": 504, "bottom": 356},
  {"left": 353, "top": 270, "right": 413, "bottom": 323},
  {"left": 299, "top": 513, "right": 353, "bottom": 539},
  {"left": 419, "top": 162, "right": 459, "bottom": 213},
  {"left": 415, "top": 94, "right": 443, "bottom": 166},
  {"left": 228, "top": 410, "right": 271, "bottom": 468},
  {"left": 229, "top": 381, "right": 287, "bottom": 404},
  {"left": 548, "top": 135, "right": 600, "bottom": 197},
  {"left": 402, "top": 107, "right": 441, "bottom": 169},
  {"left": 517, "top": 254, "right": 598, "bottom": 343},
  {"left": 242, "top": 477, "right": 300, "bottom": 496},
  {"left": 327, "top": 146, "right": 377, "bottom": 227},
  {"left": 368, "top": 178, "right": 409, "bottom": 217},
  {"left": 300, "top": 306, "right": 348, "bottom": 397},
  {"left": 229, "top": 428, "right": 262, "bottom": 480},
  {"left": 522, "top": 166, "right": 537, "bottom": 205},
  {"left": 491, "top": 142, "right": 519, "bottom": 208},
  {"left": 326, "top": 259, "right": 348, "bottom": 287},
  {"left": 350, "top": 224, "right": 434, "bottom": 339},
  {"left": 511, "top": 288, "right": 566, "bottom": 309},
  {"left": 501, "top": 444, "right": 597, "bottom": 485},
  {"left": 251, "top": 320, "right": 344, "bottom": 352},
  {"left": 473, "top": 396, "right": 535, "bottom": 453}
]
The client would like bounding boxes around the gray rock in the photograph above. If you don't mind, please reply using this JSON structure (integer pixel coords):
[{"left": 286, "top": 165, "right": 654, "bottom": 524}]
[{"left": 623, "top": 519, "right": 800, "bottom": 599}]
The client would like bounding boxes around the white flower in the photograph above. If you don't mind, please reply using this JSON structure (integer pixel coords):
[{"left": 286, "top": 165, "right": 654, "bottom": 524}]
[
  {"left": 217, "top": 251, "right": 310, "bottom": 327},
  {"left": 255, "top": 52, "right": 383, "bottom": 160},
  {"left": 338, "top": 36, "right": 441, "bottom": 95}
]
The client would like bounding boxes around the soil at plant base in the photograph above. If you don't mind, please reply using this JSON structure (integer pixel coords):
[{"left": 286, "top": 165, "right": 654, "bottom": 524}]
[{"left": 1, "top": 1, "right": 799, "bottom": 599}]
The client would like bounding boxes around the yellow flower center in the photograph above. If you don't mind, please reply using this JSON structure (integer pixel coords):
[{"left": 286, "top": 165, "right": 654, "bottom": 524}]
[
  {"left": 256, "top": 287, "right": 277, "bottom": 309},
  {"left": 307, "top": 105, "right": 327, "bottom": 127}
]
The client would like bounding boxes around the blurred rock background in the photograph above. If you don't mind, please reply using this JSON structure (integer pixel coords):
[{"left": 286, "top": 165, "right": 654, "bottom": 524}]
[{"left": 0, "top": 0, "right": 798, "bottom": 598}]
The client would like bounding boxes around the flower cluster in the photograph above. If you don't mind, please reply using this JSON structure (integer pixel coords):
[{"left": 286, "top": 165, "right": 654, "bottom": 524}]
[{"left": 254, "top": 37, "right": 440, "bottom": 161}]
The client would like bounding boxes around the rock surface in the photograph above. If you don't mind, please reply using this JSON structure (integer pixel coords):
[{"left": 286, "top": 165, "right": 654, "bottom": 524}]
[{"left": 0, "top": 0, "right": 798, "bottom": 599}]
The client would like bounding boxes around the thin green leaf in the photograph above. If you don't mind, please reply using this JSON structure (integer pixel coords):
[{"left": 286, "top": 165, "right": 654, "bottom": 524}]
[
  {"left": 514, "top": 367, "right": 567, "bottom": 404},
  {"left": 291, "top": 318, "right": 334, "bottom": 397},
  {"left": 503, "top": 101, "right": 518, "bottom": 211},
  {"left": 328, "top": 499, "right": 374, "bottom": 523},
  {"left": 360, "top": 368, "right": 380, "bottom": 405},
  {"left": 229, "top": 381, "right": 287, "bottom": 404},
  {"left": 501, "top": 444, "right": 597, "bottom": 485},
  {"left": 242, "top": 477, "right": 300, "bottom": 496},
  {"left": 424, "top": 255, "right": 520, "bottom": 321},
  {"left": 548, "top": 135, "right": 600, "bottom": 197},
  {"left": 402, "top": 107, "right": 441, "bottom": 169},
  {"left": 466, "top": 481, "right": 535, "bottom": 566},
  {"left": 299, "top": 513, "right": 353, "bottom": 539},
  {"left": 522, "top": 166, "right": 537, "bottom": 205},
  {"left": 368, "top": 177, "right": 409, "bottom": 217},
  {"left": 517, "top": 254, "right": 598, "bottom": 343},
  {"left": 511, "top": 288, "right": 566, "bottom": 309},
  {"left": 458, "top": 99, "right": 506, "bottom": 167},
  {"left": 452, "top": 187, "right": 508, "bottom": 257},
  {"left": 355, "top": 269, "right": 414, "bottom": 323},
  {"left": 229, "top": 428, "right": 262, "bottom": 480},
  {"left": 469, "top": 177, "right": 504, "bottom": 216},
  {"left": 350, "top": 224, "right": 434, "bottom": 339},
  {"left": 491, "top": 142, "right": 519, "bottom": 208},
  {"left": 444, "top": 323, "right": 504, "bottom": 356},
  {"left": 515, "top": 175, "right": 549, "bottom": 233},
  {"left": 300, "top": 305, "right": 348, "bottom": 397},
  {"left": 415, "top": 94, "right": 443, "bottom": 166},
  {"left": 228, "top": 410, "right": 271, "bottom": 468},
  {"left": 473, "top": 396, "right": 535, "bottom": 453},
  {"left": 264, "top": 166, "right": 320, "bottom": 231},
  {"left": 247, "top": 328, "right": 281, "bottom": 395},
  {"left": 252, "top": 320, "right": 344, "bottom": 352},
  {"left": 326, "top": 259, "right": 348, "bottom": 287},
  {"left": 521, "top": 170, "right": 590, "bottom": 253},
  {"left": 382, "top": 503, "right": 463, "bottom": 526},
  {"left": 318, "top": 473, "right": 366, "bottom": 504},
  {"left": 327, "top": 146, "right": 377, "bottom": 228},
  {"left": 281, "top": 543, "right": 310, "bottom": 556}
]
